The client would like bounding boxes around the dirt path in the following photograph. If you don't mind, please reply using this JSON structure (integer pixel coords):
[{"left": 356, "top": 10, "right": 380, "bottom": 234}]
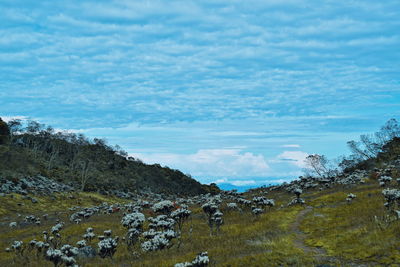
[
  {"left": 291, "top": 206, "right": 372, "bottom": 267},
  {"left": 291, "top": 206, "right": 332, "bottom": 264}
]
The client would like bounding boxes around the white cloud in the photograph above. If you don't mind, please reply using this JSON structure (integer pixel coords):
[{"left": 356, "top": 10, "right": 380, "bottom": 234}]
[
  {"left": 213, "top": 178, "right": 228, "bottom": 184},
  {"left": 130, "top": 149, "right": 270, "bottom": 180},
  {"left": 276, "top": 151, "right": 309, "bottom": 168},
  {"left": 282, "top": 144, "right": 301, "bottom": 148},
  {"left": 212, "top": 131, "right": 265, "bottom": 137},
  {"left": 0, "top": 115, "right": 28, "bottom": 122},
  {"left": 212, "top": 178, "right": 257, "bottom": 186},
  {"left": 229, "top": 180, "right": 257, "bottom": 186}
]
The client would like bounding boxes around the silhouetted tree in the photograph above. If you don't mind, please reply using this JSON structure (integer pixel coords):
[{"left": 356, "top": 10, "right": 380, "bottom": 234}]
[{"left": 0, "top": 118, "right": 10, "bottom": 145}]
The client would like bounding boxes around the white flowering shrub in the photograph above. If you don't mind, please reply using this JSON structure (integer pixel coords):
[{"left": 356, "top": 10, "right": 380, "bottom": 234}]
[
  {"left": 382, "top": 188, "right": 400, "bottom": 202},
  {"left": 287, "top": 197, "right": 305, "bottom": 206},
  {"left": 253, "top": 196, "right": 267, "bottom": 206},
  {"left": 251, "top": 207, "right": 263, "bottom": 216},
  {"left": 141, "top": 230, "right": 175, "bottom": 252},
  {"left": 45, "top": 248, "right": 63, "bottom": 266},
  {"left": 379, "top": 176, "right": 393, "bottom": 187},
  {"left": 237, "top": 198, "right": 252, "bottom": 207},
  {"left": 43, "top": 231, "right": 48, "bottom": 241},
  {"left": 25, "top": 215, "right": 37, "bottom": 223},
  {"left": 152, "top": 200, "right": 175, "bottom": 214},
  {"left": 253, "top": 197, "right": 275, "bottom": 209},
  {"left": 60, "top": 255, "right": 77, "bottom": 267},
  {"left": 211, "top": 195, "right": 222, "bottom": 205},
  {"left": 46, "top": 245, "right": 78, "bottom": 266},
  {"left": 171, "top": 207, "right": 191, "bottom": 246},
  {"left": 226, "top": 203, "right": 238, "bottom": 210},
  {"left": 103, "top": 230, "right": 112, "bottom": 237},
  {"left": 46, "top": 246, "right": 77, "bottom": 267},
  {"left": 28, "top": 239, "right": 37, "bottom": 250},
  {"left": 142, "top": 229, "right": 159, "bottom": 239},
  {"left": 121, "top": 212, "right": 146, "bottom": 228},
  {"left": 60, "top": 244, "right": 79, "bottom": 257},
  {"left": 126, "top": 228, "right": 141, "bottom": 247},
  {"left": 286, "top": 188, "right": 305, "bottom": 206},
  {"left": 346, "top": 193, "right": 357, "bottom": 203},
  {"left": 202, "top": 202, "right": 218, "bottom": 217},
  {"left": 382, "top": 188, "right": 400, "bottom": 214},
  {"left": 76, "top": 240, "right": 86, "bottom": 248},
  {"left": 192, "top": 252, "right": 210, "bottom": 266},
  {"left": 395, "top": 210, "right": 400, "bottom": 220},
  {"left": 51, "top": 223, "right": 64, "bottom": 234},
  {"left": 83, "top": 227, "right": 96, "bottom": 242},
  {"left": 211, "top": 210, "right": 223, "bottom": 234},
  {"left": 265, "top": 199, "right": 275, "bottom": 208},
  {"left": 293, "top": 188, "right": 303, "bottom": 198},
  {"left": 34, "top": 241, "right": 48, "bottom": 254},
  {"left": 98, "top": 237, "right": 118, "bottom": 258},
  {"left": 171, "top": 208, "right": 191, "bottom": 223},
  {"left": 202, "top": 201, "right": 222, "bottom": 235},
  {"left": 10, "top": 241, "right": 24, "bottom": 255},
  {"left": 148, "top": 215, "right": 176, "bottom": 231},
  {"left": 121, "top": 212, "right": 146, "bottom": 248},
  {"left": 175, "top": 251, "right": 210, "bottom": 267}
]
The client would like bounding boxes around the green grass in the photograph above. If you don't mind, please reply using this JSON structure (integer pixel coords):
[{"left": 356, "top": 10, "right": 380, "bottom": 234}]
[
  {"left": 1, "top": 179, "right": 400, "bottom": 266},
  {"left": 302, "top": 182, "right": 400, "bottom": 265}
]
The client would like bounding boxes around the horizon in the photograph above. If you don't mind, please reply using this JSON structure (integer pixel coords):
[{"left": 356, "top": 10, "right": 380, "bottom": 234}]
[{"left": 1, "top": 0, "right": 400, "bottom": 187}]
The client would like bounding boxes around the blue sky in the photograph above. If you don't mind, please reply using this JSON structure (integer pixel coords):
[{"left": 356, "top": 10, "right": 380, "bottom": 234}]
[{"left": 1, "top": 0, "right": 400, "bottom": 186}]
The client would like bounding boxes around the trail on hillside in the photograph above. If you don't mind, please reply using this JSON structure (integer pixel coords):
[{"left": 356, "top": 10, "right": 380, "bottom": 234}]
[
  {"left": 291, "top": 206, "right": 328, "bottom": 262},
  {"left": 291, "top": 206, "right": 372, "bottom": 267}
]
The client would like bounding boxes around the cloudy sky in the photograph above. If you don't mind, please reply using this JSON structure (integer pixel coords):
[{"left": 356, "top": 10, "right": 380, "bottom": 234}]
[{"left": 1, "top": 0, "right": 400, "bottom": 186}]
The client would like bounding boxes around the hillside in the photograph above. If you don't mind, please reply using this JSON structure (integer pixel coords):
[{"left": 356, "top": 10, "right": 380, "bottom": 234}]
[
  {"left": 0, "top": 118, "right": 400, "bottom": 266},
  {"left": 0, "top": 166, "right": 399, "bottom": 266},
  {"left": 0, "top": 118, "right": 212, "bottom": 196}
]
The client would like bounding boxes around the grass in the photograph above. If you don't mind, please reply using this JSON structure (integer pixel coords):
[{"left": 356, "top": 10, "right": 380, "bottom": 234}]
[
  {"left": 1, "top": 179, "right": 400, "bottom": 266},
  {"left": 302, "top": 182, "right": 400, "bottom": 265}
]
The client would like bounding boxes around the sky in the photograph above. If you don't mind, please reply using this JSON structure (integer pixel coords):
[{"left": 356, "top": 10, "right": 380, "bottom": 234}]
[{"left": 1, "top": 0, "right": 400, "bottom": 187}]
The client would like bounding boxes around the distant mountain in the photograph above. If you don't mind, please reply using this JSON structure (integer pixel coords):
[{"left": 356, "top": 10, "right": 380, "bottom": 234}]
[
  {"left": 0, "top": 117, "right": 215, "bottom": 196},
  {"left": 217, "top": 183, "right": 266, "bottom": 192}
]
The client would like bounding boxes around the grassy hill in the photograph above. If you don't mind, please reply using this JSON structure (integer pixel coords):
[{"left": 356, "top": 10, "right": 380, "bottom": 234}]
[
  {"left": 0, "top": 117, "right": 213, "bottom": 196},
  {"left": 0, "top": 174, "right": 399, "bottom": 266}
]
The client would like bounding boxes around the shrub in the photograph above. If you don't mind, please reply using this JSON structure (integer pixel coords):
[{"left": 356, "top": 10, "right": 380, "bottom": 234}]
[
  {"left": 98, "top": 237, "right": 118, "bottom": 259},
  {"left": 175, "top": 251, "right": 210, "bottom": 267},
  {"left": 152, "top": 200, "right": 174, "bottom": 214}
]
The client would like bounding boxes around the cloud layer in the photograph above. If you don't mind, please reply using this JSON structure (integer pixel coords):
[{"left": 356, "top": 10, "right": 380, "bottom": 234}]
[
  {"left": 1, "top": 0, "right": 400, "bottom": 185},
  {"left": 131, "top": 149, "right": 270, "bottom": 181}
]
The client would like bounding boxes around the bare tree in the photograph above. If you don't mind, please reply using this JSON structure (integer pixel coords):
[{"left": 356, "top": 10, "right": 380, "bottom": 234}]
[
  {"left": 346, "top": 118, "right": 400, "bottom": 162},
  {"left": 47, "top": 142, "right": 60, "bottom": 171},
  {"left": 380, "top": 118, "right": 400, "bottom": 141},
  {"left": 347, "top": 140, "right": 372, "bottom": 161},
  {"left": 80, "top": 160, "right": 92, "bottom": 191},
  {"left": 304, "top": 154, "right": 336, "bottom": 178},
  {"left": 7, "top": 119, "right": 22, "bottom": 143},
  {"left": 360, "top": 134, "right": 380, "bottom": 158}
]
